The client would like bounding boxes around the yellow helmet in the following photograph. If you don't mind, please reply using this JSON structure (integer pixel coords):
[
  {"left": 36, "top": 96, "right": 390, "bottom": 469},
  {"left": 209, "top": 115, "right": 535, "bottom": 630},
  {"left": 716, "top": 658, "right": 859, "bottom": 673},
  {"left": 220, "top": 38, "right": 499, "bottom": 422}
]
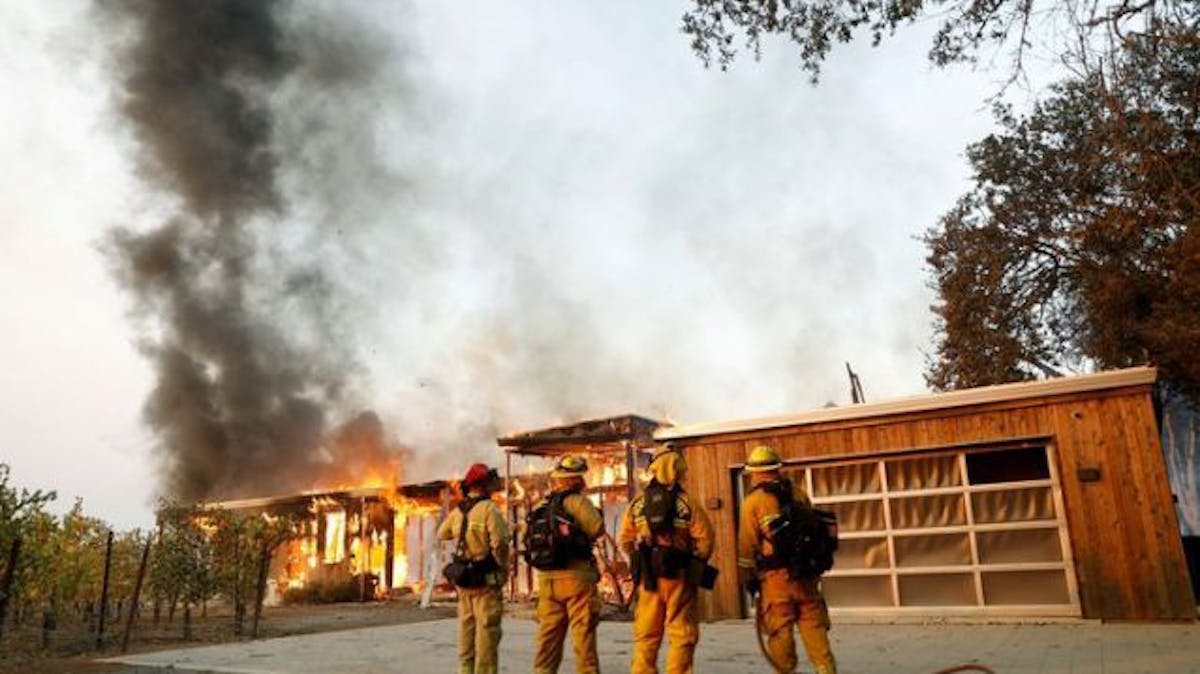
[
  {"left": 745, "top": 445, "right": 782, "bottom": 473},
  {"left": 649, "top": 448, "right": 686, "bottom": 486},
  {"left": 551, "top": 455, "right": 589, "bottom": 478},
  {"left": 652, "top": 440, "right": 679, "bottom": 461}
]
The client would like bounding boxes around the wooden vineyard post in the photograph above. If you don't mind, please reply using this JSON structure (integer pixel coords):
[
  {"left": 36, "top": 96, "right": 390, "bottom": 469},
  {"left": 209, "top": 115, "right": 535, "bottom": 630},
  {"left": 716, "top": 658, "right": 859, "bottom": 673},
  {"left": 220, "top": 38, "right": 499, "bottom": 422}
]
[
  {"left": 121, "top": 539, "right": 152, "bottom": 653},
  {"left": 96, "top": 530, "right": 114, "bottom": 650}
]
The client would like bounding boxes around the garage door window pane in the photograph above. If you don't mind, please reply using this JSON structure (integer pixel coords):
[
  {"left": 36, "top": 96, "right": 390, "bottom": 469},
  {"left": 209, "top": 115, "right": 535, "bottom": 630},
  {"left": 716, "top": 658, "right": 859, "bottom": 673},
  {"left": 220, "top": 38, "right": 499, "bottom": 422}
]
[
  {"left": 972, "top": 487, "right": 1055, "bottom": 523},
  {"left": 889, "top": 494, "right": 966, "bottom": 529},
  {"left": 824, "top": 499, "right": 885, "bottom": 532},
  {"left": 977, "top": 529, "right": 1063, "bottom": 564},
  {"left": 898, "top": 573, "right": 975, "bottom": 606},
  {"left": 812, "top": 462, "right": 879, "bottom": 497},
  {"left": 834, "top": 537, "right": 890, "bottom": 569},
  {"left": 982, "top": 570, "right": 1070, "bottom": 605},
  {"left": 824, "top": 575, "right": 893, "bottom": 606},
  {"left": 886, "top": 454, "right": 961, "bottom": 491},
  {"left": 894, "top": 533, "right": 972, "bottom": 567},
  {"left": 966, "top": 447, "right": 1049, "bottom": 484}
]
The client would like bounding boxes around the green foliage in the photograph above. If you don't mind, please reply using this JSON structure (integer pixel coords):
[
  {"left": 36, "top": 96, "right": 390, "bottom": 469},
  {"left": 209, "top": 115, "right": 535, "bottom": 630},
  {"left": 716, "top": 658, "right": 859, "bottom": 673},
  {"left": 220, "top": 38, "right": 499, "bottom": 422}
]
[
  {"left": 109, "top": 528, "right": 151, "bottom": 603},
  {"left": 0, "top": 465, "right": 152, "bottom": 627},
  {"left": 150, "top": 501, "right": 216, "bottom": 612},
  {"left": 0, "top": 463, "right": 56, "bottom": 549},
  {"left": 38, "top": 501, "right": 109, "bottom": 611},
  {"left": 924, "top": 24, "right": 1200, "bottom": 393},
  {"left": 147, "top": 501, "right": 297, "bottom": 634},
  {"left": 203, "top": 507, "right": 295, "bottom": 631},
  {"left": 0, "top": 463, "right": 57, "bottom": 612},
  {"left": 0, "top": 463, "right": 299, "bottom": 642}
]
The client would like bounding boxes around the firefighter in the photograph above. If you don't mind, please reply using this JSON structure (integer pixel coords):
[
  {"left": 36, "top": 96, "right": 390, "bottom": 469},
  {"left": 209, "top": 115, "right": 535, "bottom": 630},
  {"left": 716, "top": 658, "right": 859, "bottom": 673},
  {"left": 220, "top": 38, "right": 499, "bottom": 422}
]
[
  {"left": 531, "top": 455, "right": 606, "bottom": 674},
  {"left": 617, "top": 443, "right": 714, "bottom": 674},
  {"left": 438, "top": 463, "right": 509, "bottom": 674},
  {"left": 738, "top": 445, "right": 837, "bottom": 674}
]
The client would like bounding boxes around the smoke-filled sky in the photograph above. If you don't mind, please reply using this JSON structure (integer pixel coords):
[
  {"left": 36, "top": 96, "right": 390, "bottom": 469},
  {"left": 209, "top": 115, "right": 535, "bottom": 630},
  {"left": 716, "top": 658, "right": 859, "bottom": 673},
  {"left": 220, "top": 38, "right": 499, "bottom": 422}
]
[{"left": 1, "top": 1, "right": 1047, "bottom": 528}]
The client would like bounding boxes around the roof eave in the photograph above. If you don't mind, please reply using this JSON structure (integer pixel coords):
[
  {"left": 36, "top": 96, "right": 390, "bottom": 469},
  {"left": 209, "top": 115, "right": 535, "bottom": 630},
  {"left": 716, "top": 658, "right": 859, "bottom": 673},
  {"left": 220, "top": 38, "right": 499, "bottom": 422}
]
[{"left": 655, "top": 366, "right": 1157, "bottom": 442}]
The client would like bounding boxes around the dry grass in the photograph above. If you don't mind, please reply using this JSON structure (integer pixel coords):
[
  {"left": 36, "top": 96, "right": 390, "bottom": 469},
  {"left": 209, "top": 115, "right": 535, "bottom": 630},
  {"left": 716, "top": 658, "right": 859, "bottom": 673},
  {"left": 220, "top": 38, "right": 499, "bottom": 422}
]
[{"left": 0, "top": 596, "right": 455, "bottom": 674}]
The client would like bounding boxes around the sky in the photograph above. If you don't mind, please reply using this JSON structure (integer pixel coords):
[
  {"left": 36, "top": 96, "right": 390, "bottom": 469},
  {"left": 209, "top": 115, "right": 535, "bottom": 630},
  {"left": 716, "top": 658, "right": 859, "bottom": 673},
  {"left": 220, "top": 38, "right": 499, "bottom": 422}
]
[{"left": 0, "top": 1, "right": 1027, "bottom": 530}]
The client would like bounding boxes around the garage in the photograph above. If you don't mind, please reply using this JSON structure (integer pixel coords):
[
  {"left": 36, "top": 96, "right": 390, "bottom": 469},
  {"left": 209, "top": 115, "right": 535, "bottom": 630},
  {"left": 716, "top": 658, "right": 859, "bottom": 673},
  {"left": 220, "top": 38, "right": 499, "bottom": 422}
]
[{"left": 660, "top": 367, "right": 1194, "bottom": 621}]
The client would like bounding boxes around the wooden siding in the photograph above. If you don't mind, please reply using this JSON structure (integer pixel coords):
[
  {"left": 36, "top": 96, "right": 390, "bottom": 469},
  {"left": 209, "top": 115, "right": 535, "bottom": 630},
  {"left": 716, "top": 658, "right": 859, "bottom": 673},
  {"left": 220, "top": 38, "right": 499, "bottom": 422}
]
[{"left": 679, "top": 384, "right": 1194, "bottom": 621}]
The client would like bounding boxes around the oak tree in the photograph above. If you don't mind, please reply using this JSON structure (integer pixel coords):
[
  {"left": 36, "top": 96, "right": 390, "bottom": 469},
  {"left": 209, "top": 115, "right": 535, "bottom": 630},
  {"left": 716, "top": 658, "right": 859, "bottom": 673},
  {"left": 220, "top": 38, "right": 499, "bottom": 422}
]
[{"left": 923, "top": 25, "right": 1200, "bottom": 394}]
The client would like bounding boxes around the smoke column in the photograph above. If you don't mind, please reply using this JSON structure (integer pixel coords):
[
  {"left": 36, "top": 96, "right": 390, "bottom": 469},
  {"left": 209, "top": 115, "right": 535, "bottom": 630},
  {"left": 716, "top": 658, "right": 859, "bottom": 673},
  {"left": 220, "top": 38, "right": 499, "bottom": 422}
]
[
  {"left": 99, "top": 0, "right": 400, "bottom": 501},
  {"left": 97, "top": 2, "right": 961, "bottom": 495}
]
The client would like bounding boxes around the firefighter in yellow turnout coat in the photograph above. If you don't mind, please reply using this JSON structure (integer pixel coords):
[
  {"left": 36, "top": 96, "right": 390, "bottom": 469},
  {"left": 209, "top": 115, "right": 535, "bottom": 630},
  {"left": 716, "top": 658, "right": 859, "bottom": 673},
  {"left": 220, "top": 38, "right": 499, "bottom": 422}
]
[
  {"left": 618, "top": 447, "right": 714, "bottom": 674},
  {"left": 438, "top": 463, "right": 509, "bottom": 674},
  {"left": 738, "top": 446, "right": 837, "bottom": 674},
  {"left": 532, "top": 455, "right": 606, "bottom": 674}
]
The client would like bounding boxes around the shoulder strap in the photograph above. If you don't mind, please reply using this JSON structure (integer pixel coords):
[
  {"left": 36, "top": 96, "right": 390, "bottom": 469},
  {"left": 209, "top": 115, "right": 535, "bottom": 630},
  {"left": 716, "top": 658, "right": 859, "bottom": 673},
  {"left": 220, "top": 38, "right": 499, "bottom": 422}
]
[
  {"left": 534, "top": 494, "right": 557, "bottom": 529},
  {"left": 455, "top": 497, "right": 480, "bottom": 555},
  {"left": 674, "top": 489, "right": 692, "bottom": 520},
  {"left": 648, "top": 479, "right": 684, "bottom": 515},
  {"left": 551, "top": 487, "right": 580, "bottom": 517}
]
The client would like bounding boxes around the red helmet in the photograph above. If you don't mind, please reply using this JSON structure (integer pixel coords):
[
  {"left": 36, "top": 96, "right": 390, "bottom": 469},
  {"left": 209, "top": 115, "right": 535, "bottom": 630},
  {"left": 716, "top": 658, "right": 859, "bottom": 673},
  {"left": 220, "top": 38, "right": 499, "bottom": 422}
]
[{"left": 463, "top": 463, "right": 497, "bottom": 489}]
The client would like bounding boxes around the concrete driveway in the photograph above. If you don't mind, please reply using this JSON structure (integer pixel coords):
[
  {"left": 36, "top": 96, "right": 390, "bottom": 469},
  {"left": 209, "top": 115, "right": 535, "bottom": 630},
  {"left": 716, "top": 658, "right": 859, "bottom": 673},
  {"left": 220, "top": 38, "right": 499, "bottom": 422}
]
[{"left": 106, "top": 616, "right": 1200, "bottom": 673}]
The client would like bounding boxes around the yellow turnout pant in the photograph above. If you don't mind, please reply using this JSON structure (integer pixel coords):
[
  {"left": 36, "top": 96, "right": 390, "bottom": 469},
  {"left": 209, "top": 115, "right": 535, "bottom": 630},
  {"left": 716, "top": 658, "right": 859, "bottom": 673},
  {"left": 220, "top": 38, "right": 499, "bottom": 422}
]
[
  {"left": 631, "top": 575, "right": 699, "bottom": 674},
  {"left": 457, "top": 585, "right": 503, "bottom": 674},
  {"left": 533, "top": 574, "right": 600, "bottom": 674},
  {"left": 759, "top": 569, "right": 836, "bottom": 674}
]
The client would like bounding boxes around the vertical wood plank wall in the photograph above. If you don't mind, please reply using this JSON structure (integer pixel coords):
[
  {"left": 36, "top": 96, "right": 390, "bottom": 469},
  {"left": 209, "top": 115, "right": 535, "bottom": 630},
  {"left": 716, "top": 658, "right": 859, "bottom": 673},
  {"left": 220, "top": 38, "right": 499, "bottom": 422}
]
[{"left": 679, "top": 385, "right": 1194, "bottom": 621}]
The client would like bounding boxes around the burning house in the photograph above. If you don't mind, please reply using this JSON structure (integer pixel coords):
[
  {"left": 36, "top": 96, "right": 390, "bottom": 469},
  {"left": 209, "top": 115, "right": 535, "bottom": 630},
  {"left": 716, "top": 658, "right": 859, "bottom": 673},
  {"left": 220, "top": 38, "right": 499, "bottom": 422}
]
[
  {"left": 209, "top": 480, "right": 451, "bottom": 604},
  {"left": 197, "top": 414, "right": 666, "bottom": 610}
]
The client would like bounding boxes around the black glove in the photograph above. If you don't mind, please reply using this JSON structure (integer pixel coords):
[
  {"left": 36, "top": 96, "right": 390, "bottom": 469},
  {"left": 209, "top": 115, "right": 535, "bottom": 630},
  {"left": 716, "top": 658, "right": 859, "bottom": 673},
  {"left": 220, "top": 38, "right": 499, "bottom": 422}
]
[{"left": 744, "top": 577, "right": 761, "bottom": 596}]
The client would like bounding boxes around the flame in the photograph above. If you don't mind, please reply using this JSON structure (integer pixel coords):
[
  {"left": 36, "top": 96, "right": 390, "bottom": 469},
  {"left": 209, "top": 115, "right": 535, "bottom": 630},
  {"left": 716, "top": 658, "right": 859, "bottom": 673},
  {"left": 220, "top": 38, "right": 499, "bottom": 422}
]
[
  {"left": 309, "top": 495, "right": 340, "bottom": 513},
  {"left": 268, "top": 458, "right": 456, "bottom": 599},
  {"left": 379, "top": 488, "right": 442, "bottom": 593},
  {"left": 583, "top": 458, "right": 626, "bottom": 489},
  {"left": 393, "top": 551, "right": 408, "bottom": 588},
  {"left": 323, "top": 509, "right": 347, "bottom": 564}
]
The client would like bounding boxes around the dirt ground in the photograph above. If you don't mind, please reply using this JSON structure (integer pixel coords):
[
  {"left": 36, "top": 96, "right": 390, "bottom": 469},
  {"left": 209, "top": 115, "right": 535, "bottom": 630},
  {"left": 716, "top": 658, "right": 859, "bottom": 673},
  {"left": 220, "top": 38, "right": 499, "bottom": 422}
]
[{"left": 0, "top": 596, "right": 455, "bottom": 674}]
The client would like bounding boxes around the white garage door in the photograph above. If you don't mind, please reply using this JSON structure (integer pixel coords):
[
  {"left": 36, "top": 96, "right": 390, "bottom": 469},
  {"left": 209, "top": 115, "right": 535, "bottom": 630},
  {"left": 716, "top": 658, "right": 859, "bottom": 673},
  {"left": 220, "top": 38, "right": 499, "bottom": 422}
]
[{"left": 738, "top": 444, "right": 1082, "bottom": 617}]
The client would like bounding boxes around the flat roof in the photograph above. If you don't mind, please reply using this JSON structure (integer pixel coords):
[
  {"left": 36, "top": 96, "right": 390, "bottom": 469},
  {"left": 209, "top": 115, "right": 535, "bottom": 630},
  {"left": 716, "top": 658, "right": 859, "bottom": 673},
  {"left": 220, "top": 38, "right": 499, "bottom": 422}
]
[
  {"left": 498, "top": 413, "right": 667, "bottom": 452},
  {"left": 656, "top": 366, "right": 1157, "bottom": 441},
  {"left": 204, "top": 479, "right": 450, "bottom": 511}
]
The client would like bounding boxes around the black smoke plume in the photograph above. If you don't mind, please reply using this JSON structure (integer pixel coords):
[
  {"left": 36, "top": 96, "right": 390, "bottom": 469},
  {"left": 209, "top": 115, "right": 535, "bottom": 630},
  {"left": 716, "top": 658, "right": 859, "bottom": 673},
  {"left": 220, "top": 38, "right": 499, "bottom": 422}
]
[{"left": 100, "top": 0, "right": 399, "bottom": 501}]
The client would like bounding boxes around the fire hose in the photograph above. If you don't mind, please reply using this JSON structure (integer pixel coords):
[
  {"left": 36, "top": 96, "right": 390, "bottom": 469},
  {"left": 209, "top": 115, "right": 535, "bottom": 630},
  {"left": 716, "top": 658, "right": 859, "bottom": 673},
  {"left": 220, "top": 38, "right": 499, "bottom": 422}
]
[{"left": 752, "top": 592, "right": 995, "bottom": 674}]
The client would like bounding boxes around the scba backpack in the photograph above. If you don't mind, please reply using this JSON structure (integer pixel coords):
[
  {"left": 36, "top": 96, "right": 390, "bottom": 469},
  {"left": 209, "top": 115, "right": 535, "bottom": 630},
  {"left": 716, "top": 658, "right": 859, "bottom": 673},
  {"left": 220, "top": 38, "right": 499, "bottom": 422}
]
[
  {"left": 759, "top": 480, "right": 839, "bottom": 577},
  {"left": 442, "top": 498, "right": 499, "bottom": 588},
  {"left": 641, "top": 480, "right": 679, "bottom": 537},
  {"left": 523, "top": 490, "right": 593, "bottom": 571}
]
